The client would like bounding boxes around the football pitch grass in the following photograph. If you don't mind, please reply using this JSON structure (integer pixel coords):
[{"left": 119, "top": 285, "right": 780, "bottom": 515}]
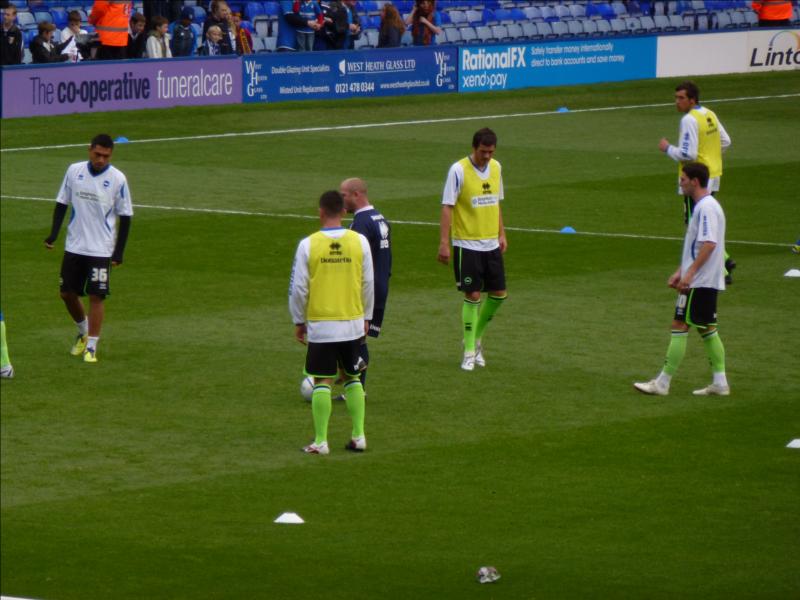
[{"left": 1, "top": 71, "right": 799, "bottom": 599}]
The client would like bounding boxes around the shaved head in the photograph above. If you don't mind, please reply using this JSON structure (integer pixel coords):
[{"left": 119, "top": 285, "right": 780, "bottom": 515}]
[{"left": 340, "top": 177, "right": 369, "bottom": 213}]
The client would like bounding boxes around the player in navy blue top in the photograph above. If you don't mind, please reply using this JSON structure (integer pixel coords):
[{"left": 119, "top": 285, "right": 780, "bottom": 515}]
[{"left": 340, "top": 178, "right": 392, "bottom": 389}]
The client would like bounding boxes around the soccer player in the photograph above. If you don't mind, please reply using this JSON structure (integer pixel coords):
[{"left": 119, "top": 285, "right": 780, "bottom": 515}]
[
  {"left": 289, "top": 190, "right": 374, "bottom": 455},
  {"left": 438, "top": 127, "right": 508, "bottom": 371},
  {"left": 0, "top": 311, "right": 13, "bottom": 378},
  {"left": 659, "top": 81, "right": 735, "bottom": 283},
  {"left": 340, "top": 177, "right": 391, "bottom": 390},
  {"left": 634, "top": 162, "right": 730, "bottom": 397},
  {"left": 44, "top": 134, "right": 134, "bottom": 363}
]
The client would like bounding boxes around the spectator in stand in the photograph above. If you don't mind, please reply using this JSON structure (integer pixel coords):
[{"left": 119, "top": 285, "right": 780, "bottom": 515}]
[
  {"left": 752, "top": 1, "right": 792, "bottom": 26},
  {"left": 127, "top": 12, "right": 147, "bottom": 58},
  {"left": 61, "top": 10, "right": 87, "bottom": 43},
  {"left": 377, "top": 2, "right": 405, "bottom": 48},
  {"left": 326, "top": 0, "right": 360, "bottom": 50},
  {"left": 198, "top": 24, "right": 231, "bottom": 55},
  {"left": 30, "top": 22, "right": 71, "bottom": 63},
  {"left": 145, "top": 15, "right": 172, "bottom": 58},
  {"left": 406, "top": 0, "right": 441, "bottom": 46},
  {"left": 295, "top": 0, "right": 323, "bottom": 51},
  {"left": 231, "top": 11, "right": 253, "bottom": 55},
  {"left": 90, "top": 0, "right": 132, "bottom": 61},
  {"left": 203, "top": 0, "right": 234, "bottom": 55},
  {"left": 1, "top": 4, "right": 23, "bottom": 66},
  {"left": 170, "top": 6, "right": 196, "bottom": 57}
]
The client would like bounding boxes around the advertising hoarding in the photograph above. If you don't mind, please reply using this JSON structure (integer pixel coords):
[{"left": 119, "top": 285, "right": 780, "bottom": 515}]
[
  {"left": 1, "top": 56, "right": 242, "bottom": 119},
  {"left": 242, "top": 46, "right": 457, "bottom": 103}
]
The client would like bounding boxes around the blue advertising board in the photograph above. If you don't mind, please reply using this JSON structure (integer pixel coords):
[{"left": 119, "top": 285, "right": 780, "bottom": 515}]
[
  {"left": 243, "top": 46, "right": 457, "bottom": 103},
  {"left": 458, "top": 37, "right": 657, "bottom": 93}
]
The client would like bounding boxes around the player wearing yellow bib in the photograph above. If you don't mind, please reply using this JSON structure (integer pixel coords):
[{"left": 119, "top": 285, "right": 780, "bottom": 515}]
[
  {"left": 289, "top": 190, "right": 374, "bottom": 455},
  {"left": 659, "top": 81, "right": 735, "bottom": 283},
  {"left": 438, "top": 128, "right": 507, "bottom": 371}
]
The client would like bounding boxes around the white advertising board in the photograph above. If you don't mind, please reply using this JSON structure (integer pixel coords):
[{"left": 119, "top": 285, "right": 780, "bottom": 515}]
[{"left": 657, "top": 29, "right": 800, "bottom": 77}]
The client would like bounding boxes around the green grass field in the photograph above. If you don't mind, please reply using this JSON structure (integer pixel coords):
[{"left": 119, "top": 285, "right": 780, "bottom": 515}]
[{"left": 1, "top": 71, "right": 799, "bottom": 599}]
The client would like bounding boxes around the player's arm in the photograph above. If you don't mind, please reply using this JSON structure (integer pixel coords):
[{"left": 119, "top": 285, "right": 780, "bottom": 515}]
[
  {"left": 663, "top": 115, "right": 698, "bottom": 162},
  {"left": 677, "top": 241, "right": 716, "bottom": 292},
  {"left": 360, "top": 235, "right": 375, "bottom": 333},
  {"left": 438, "top": 163, "right": 460, "bottom": 264},
  {"left": 44, "top": 203, "right": 68, "bottom": 249},
  {"left": 112, "top": 216, "right": 131, "bottom": 266},
  {"left": 498, "top": 205, "right": 507, "bottom": 253},
  {"left": 288, "top": 240, "right": 310, "bottom": 344},
  {"left": 718, "top": 119, "right": 732, "bottom": 152}
]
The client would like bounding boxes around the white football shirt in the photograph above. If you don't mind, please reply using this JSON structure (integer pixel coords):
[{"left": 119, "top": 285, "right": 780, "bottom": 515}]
[
  {"left": 56, "top": 161, "right": 134, "bottom": 258},
  {"left": 681, "top": 195, "right": 726, "bottom": 291}
]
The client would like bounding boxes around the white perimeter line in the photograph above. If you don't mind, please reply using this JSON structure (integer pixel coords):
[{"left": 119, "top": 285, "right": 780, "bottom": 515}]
[
  {"left": 2, "top": 93, "right": 799, "bottom": 153},
  {"left": 1, "top": 194, "right": 788, "bottom": 248}
]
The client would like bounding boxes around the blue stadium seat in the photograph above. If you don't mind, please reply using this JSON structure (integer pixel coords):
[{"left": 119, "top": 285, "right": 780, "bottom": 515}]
[
  {"left": 448, "top": 10, "right": 466, "bottom": 26},
  {"left": 523, "top": 6, "right": 542, "bottom": 21},
  {"left": 17, "top": 11, "right": 36, "bottom": 30},
  {"left": 465, "top": 9, "right": 483, "bottom": 25},
  {"left": 492, "top": 8, "right": 512, "bottom": 24},
  {"left": 50, "top": 8, "right": 68, "bottom": 29},
  {"left": 569, "top": 4, "right": 586, "bottom": 19},
  {"left": 611, "top": 1, "right": 628, "bottom": 17},
  {"left": 33, "top": 10, "right": 53, "bottom": 24},
  {"left": 246, "top": 2, "right": 266, "bottom": 21},
  {"left": 192, "top": 6, "right": 206, "bottom": 23},
  {"left": 554, "top": 5, "right": 571, "bottom": 20},
  {"left": 509, "top": 8, "right": 526, "bottom": 22}
]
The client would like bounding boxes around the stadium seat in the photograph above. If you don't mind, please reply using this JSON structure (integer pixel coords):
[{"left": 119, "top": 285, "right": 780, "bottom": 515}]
[
  {"left": 50, "top": 8, "right": 68, "bottom": 29},
  {"left": 263, "top": 2, "right": 281, "bottom": 19},
  {"left": 192, "top": 6, "right": 206, "bottom": 23},
  {"left": 475, "top": 25, "right": 495, "bottom": 43},
  {"left": 567, "top": 19, "right": 588, "bottom": 37},
  {"left": 582, "top": 19, "right": 600, "bottom": 36},
  {"left": 696, "top": 13, "right": 709, "bottom": 30},
  {"left": 610, "top": 18, "right": 629, "bottom": 34},
  {"left": 535, "top": 21, "right": 558, "bottom": 39},
  {"left": 246, "top": 2, "right": 266, "bottom": 21},
  {"left": 482, "top": 8, "right": 495, "bottom": 24},
  {"left": 654, "top": 14, "right": 672, "bottom": 30},
  {"left": 595, "top": 18, "right": 612, "bottom": 35},
  {"left": 253, "top": 17, "right": 270, "bottom": 38},
  {"left": 712, "top": 11, "right": 733, "bottom": 28},
  {"left": 552, "top": 21, "right": 572, "bottom": 37},
  {"left": 554, "top": 5, "right": 571, "bottom": 20},
  {"left": 640, "top": 15, "right": 660, "bottom": 31},
  {"left": 523, "top": 6, "right": 542, "bottom": 21},
  {"left": 23, "top": 48, "right": 32, "bottom": 64},
  {"left": 16, "top": 11, "right": 36, "bottom": 30},
  {"left": 669, "top": 14, "right": 690, "bottom": 30},
  {"left": 539, "top": 6, "right": 556, "bottom": 21},
  {"left": 569, "top": 4, "right": 586, "bottom": 19},
  {"left": 521, "top": 21, "right": 540, "bottom": 39},
  {"left": 251, "top": 36, "right": 265, "bottom": 52},
  {"left": 491, "top": 8, "right": 511, "bottom": 23},
  {"left": 354, "top": 33, "right": 369, "bottom": 49},
  {"left": 263, "top": 36, "right": 277, "bottom": 52},
  {"left": 448, "top": 10, "right": 467, "bottom": 26},
  {"left": 506, "top": 22, "right": 524, "bottom": 40},
  {"left": 743, "top": 10, "right": 758, "bottom": 27},
  {"left": 624, "top": 16, "right": 645, "bottom": 33},
  {"left": 595, "top": 3, "right": 616, "bottom": 20},
  {"left": 729, "top": 11, "right": 746, "bottom": 27},
  {"left": 444, "top": 27, "right": 463, "bottom": 44},
  {"left": 365, "top": 29, "right": 379, "bottom": 46},
  {"left": 459, "top": 26, "right": 477, "bottom": 43},
  {"left": 667, "top": 1, "right": 679, "bottom": 15},
  {"left": 653, "top": 2, "right": 665, "bottom": 16},
  {"left": 611, "top": 1, "right": 628, "bottom": 17},
  {"left": 509, "top": 8, "right": 526, "bottom": 22},
  {"left": 682, "top": 14, "right": 696, "bottom": 29},
  {"left": 33, "top": 10, "right": 53, "bottom": 24},
  {"left": 400, "top": 30, "right": 412, "bottom": 45},
  {"left": 465, "top": 9, "right": 483, "bottom": 25}
]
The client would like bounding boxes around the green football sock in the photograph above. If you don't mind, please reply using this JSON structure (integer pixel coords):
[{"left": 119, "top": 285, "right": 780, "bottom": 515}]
[
  {"left": 702, "top": 329, "right": 726, "bottom": 373},
  {"left": 311, "top": 384, "right": 332, "bottom": 445},
  {"left": 344, "top": 378, "right": 365, "bottom": 439},
  {"left": 475, "top": 294, "right": 506, "bottom": 341},
  {"left": 662, "top": 330, "right": 688, "bottom": 375},
  {"left": 462, "top": 299, "right": 480, "bottom": 352},
  {"left": 0, "top": 320, "right": 9, "bottom": 368}
]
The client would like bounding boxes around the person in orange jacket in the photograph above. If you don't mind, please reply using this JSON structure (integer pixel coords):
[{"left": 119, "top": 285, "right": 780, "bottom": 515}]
[
  {"left": 90, "top": 0, "right": 132, "bottom": 60},
  {"left": 751, "top": 1, "right": 792, "bottom": 26}
]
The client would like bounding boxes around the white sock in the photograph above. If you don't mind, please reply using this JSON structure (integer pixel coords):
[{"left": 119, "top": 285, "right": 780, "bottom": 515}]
[
  {"left": 656, "top": 371, "right": 672, "bottom": 388},
  {"left": 713, "top": 372, "right": 728, "bottom": 387},
  {"left": 76, "top": 318, "right": 88, "bottom": 336},
  {"left": 87, "top": 336, "right": 99, "bottom": 352}
]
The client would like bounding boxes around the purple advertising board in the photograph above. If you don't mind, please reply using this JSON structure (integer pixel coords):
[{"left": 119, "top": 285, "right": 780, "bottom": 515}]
[{"left": 1, "top": 56, "right": 242, "bottom": 119}]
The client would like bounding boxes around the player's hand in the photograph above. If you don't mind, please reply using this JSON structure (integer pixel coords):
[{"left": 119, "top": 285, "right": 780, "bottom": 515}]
[
  {"left": 499, "top": 234, "right": 508, "bottom": 253},
  {"left": 44, "top": 238, "right": 55, "bottom": 249},
  {"left": 437, "top": 242, "right": 450, "bottom": 264},
  {"left": 364, "top": 321, "right": 370, "bottom": 336},
  {"left": 667, "top": 269, "right": 681, "bottom": 289},
  {"left": 111, "top": 260, "right": 121, "bottom": 267},
  {"left": 658, "top": 138, "right": 670, "bottom": 152},
  {"left": 294, "top": 324, "right": 307, "bottom": 345}
]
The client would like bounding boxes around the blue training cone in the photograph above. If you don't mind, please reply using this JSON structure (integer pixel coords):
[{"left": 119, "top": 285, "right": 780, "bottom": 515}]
[
  {"left": 114, "top": 136, "right": 129, "bottom": 143},
  {"left": 556, "top": 106, "right": 570, "bottom": 113},
  {"left": 560, "top": 226, "right": 576, "bottom": 234}
]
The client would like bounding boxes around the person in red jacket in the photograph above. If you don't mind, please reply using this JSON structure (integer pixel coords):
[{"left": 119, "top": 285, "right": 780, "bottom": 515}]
[
  {"left": 90, "top": 0, "right": 132, "bottom": 60},
  {"left": 751, "top": 1, "right": 792, "bottom": 26}
]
